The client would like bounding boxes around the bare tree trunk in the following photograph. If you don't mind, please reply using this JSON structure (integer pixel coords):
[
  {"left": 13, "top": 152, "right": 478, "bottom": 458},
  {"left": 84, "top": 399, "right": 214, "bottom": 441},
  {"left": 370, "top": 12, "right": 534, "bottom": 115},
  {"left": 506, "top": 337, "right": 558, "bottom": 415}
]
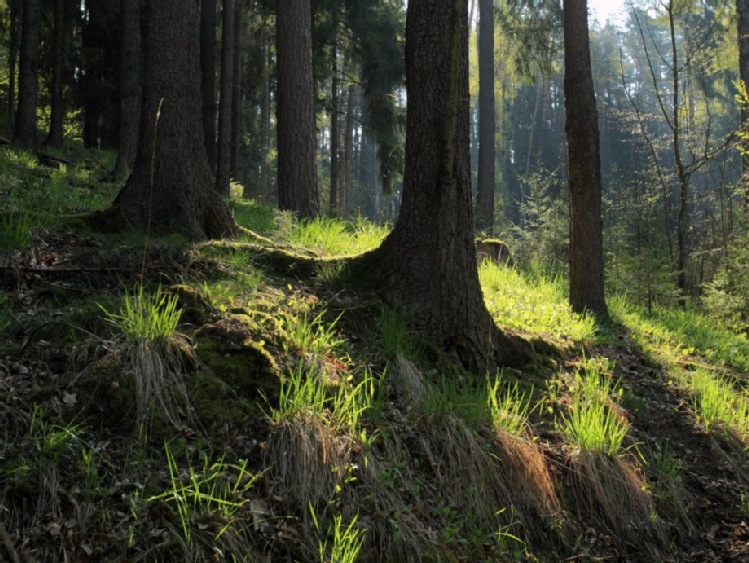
[
  {"left": 44, "top": 0, "right": 65, "bottom": 148},
  {"left": 114, "top": 0, "right": 141, "bottom": 180},
  {"left": 738, "top": 0, "right": 749, "bottom": 204},
  {"left": 342, "top": 82, "right": 356, "bottom": 220},
  {"left": 13, "top": 0, "right": 40, "bottom": 151},
  {"left": 329, "top": 39, "right": 340, "bottom": 215},
  {"left": 230, "top": 0, "right": 242, "bottom": 182},
  {"left": 217, "top": 0, "right": 235, "bottom": 197},
  {"left": 113, "top": 0, "right": 235, "bottom": 240},
  {"left": 564, "top": 0, "right": 608, "bottom": 319},
  {"left": 351, "top": 0, "right": 524, "bottom": 372},
  {"left": 476, "top": 0, "right": 495, "bottom": 233},
  {"left": 200, "top": 0, "right": 218, "bottom": 169},
  {"left": 259, "top": 19, "right": 272, "bottom": 202},
  {"left": 276, "top": 0, "right": 319, "bottom": 218},
  {"left": 7, "top": 0, "right": 20, "bottom": 127}
]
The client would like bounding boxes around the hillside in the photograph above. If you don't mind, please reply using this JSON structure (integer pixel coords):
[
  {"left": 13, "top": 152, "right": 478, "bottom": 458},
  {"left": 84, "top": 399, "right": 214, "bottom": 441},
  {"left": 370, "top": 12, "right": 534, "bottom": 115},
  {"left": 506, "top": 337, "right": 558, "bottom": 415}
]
[{"left": 2, "top": 148, "right": 749, "bottom": 562}]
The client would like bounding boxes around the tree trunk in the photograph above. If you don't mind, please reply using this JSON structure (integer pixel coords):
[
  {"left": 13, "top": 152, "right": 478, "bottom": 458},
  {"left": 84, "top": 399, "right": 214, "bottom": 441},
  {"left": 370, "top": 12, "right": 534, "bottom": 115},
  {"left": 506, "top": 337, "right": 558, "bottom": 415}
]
[
  {"left": 7, "top": 0, "right": 20, "bottom": 126},
  {"left": 564, "top": 0, "right": 608, "bottom": 319},
  {"left": 342, "top": 81, "right": 356, "bottom": 220},
  {"left": 113, "top": 0, "right": 141, "bottom": 180},
  {"left": 230, "top": 0, "right": 242, "bottom": 182},
  {"left": 259, "top": 19, "right": 272, "bottom": 202},
  {"left": 476, "top": 0, "right": 495, "bottom": 233},
  {"left": 13, "top": 0, "right": 41, "bottom": 151},
  {"left": 276, "top": 0, "right": 319, "bottom": 218},
  {"left": 113, "top": 0, "right": 235, "bottom": 240},
  {"left": 217, "top": 0, "right": 235, "bottom": 197},
  {"left": 200, "top": 0, "right": 218, "bottom": 170},
  {"left": 739, "top": 0, "right": 749, "bottom": 205},
  {"left": 44, "top": 0, "right": 65, "bottom": 148},
  {"left": 352, "top": 0, "right": 524, "bottom": 373},
  {"left": 329, "top": 39, "right": 340, "bottom": 215}
]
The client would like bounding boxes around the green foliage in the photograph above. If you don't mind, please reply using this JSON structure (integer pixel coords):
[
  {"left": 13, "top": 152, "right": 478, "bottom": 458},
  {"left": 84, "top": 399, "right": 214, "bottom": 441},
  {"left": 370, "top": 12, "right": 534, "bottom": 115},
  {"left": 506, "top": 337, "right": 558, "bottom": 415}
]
[
  {"left": 420, "top": 375, "right": 488, "bottom": 428},
  {"left": 103, "top": 285, "right": 182, "bottom": 345},
  {"left": 287, "top": 216, "right": 388, "bottom": 256},
  {"left": 487, "top": 377, "right": 534, "bottom": 436},
  {"left": 230, "top": 198, "right": 278, "bottom": 236},
  {"left": 703, "top": 225, "right": 749, "bottom": 336},
  {"left": 381, "top": 308, "right": 421, "bottom": 360},
  {"left": 310, "top": 505, "right": 367, "bottom": 563},
  {"left": 282, "top": 308, "right": 345, "bottom": 357},
  {"left": 558, "top": 360, "right": 628, "bottom": 456},
  {"left": 479, "top": 260, "right": 596, "bottom": 342},
  {"left": 0, "top": 210, "right": 33, "bottom": 250},
  {"left": 146, "top": 444, "right": 261, "bottom": 545},
  {"left": 267, "top": 364, "right": 376, "bottom": 434},
  {"left": 688, "top": 369, "right": 749, "bottom": 437}
]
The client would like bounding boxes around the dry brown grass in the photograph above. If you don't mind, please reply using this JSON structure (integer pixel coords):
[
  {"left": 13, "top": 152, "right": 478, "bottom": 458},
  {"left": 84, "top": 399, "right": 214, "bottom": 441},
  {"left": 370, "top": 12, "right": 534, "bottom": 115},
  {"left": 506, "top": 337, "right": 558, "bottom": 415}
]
[{"left": 568, "top": 450, "right": 660, "bottom": 541}]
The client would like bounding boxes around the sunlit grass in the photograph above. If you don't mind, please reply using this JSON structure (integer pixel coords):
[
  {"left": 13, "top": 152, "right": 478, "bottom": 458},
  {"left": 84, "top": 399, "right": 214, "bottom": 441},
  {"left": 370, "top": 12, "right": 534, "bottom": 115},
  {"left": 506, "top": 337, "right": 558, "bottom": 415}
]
[
  {"left": 288, "top": 216, "right": 388, "bottom": 256},
  {"left": 480, "top": 261, "right": 596, "bottom": 342},
  {"left": 687, "top": 368, "right": 749, "bottom": 438},
  {"left": 487, "top": 377, "right": 534, "bottom": 436}
]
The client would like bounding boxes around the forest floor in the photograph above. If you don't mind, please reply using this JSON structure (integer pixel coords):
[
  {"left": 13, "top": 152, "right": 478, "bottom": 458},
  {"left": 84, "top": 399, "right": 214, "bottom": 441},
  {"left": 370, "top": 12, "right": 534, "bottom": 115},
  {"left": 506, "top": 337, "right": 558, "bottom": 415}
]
[{"left": 2, "top": 147, "right": 749, "bottom": 562}]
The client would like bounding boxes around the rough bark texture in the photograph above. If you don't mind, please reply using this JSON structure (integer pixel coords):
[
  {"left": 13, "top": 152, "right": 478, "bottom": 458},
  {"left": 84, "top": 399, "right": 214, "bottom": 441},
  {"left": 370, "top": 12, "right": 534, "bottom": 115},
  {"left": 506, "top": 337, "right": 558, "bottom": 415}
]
[
  {"left": 276, "top": 0, "right": 320, "bottom": 218},
  {"left": 44, "top": 0, "right": 65, "bottom": 148},
  {"left": 476, "top": 0, "right": 495, "bottom": 233},
  {"left": 259, "top": 20, "right": 272, "bottom": 202},
  {"left": 351, "top": 0, "right": 524, "bottom": 373},
  {"left": 113, "top": 0, "right": 141, "bottom": 180},
  {"left": 217, "top": 0, "right": 235, "bottom": 197},
  {"left": 343, "top": 81, "right": 356, "bottom": 219},
  {"left": 329, "top": 40, "right": 340, "bottom": 215},
  {"left": 13, "top": 0, "right": 40, "bottom": 151},
  {"left": 564, "top": 0, "right": 608, "bottom": 319},
  {"left": 7, "top": 0, "right": 19, "bottom": 124},
  {"left": 200, "top": 0, "right": 218, "bottom": 170},
  {"left": 230, "top": 0, "right": 242, "bottom": 180},
  {"left": 113, "top": 0, "right": 235, "bottom": 240},
  {"left": 740, "top": 0, "right": 749, "bottom": 187}
]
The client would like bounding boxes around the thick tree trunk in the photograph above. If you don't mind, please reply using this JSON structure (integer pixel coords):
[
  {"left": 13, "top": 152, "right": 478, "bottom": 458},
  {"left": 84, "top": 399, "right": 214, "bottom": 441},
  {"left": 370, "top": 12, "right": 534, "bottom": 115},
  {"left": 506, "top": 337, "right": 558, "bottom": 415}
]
[
  {"left": 200, "top": 0, "right": 218, "bottom": 170},
  {"left": 230, "top": 0, "right": 242, "bottom": 182},
  {"left": 329, "top": 40, "right": 340, "bottom": 215},
  {"left": 217, "top": 0, "right": 235, "bottom": 197},
  {"left": 44, "top": 0, "right": 65, "bottom": 148},
  {"left": 564, "top": 0, "right": 608, "bottom": 319},
  {"left": 7, "top": 0, "right": 20, "bottom": 125},
  {"left": 259, "top": 19, "right": 272, "bottom": 202},
  {"left": 113, "top": 0, "right": 235, "bottom": 240},
  {"left": 276, "top": 0, "right": 319, "bottom": 218},
  {"left": 476, "top": 0, "right": 495, "bottom": 233},
  {"left": 352, "top": 0, "right": 524, "bottom": 373},
  {"left": 13, "top": 0, "right": 40, "bottom": 151},
  {"left": 113, "top": 0, "right": 141, "bottom": 180}
]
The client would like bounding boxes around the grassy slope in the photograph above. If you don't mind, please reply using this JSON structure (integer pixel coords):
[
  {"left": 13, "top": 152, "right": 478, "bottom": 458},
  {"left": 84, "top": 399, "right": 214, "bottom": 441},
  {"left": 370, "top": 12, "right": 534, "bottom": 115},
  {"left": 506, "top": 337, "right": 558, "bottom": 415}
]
[{"left": 2, "top": 148, "right": 749, "bottom": 561}]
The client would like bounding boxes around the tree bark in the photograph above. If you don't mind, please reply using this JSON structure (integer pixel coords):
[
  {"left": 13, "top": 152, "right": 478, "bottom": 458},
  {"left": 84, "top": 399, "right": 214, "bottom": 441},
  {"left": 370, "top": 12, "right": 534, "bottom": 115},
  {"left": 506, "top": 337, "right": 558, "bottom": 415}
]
[
  {"left": 342, "top": 81, "right": 356, "bottom": 220},
  {"left": 13, "top": 0, "right": 41, "bottom": 151},
  {"left": 113, "top": 0, "right": 236, "bottom": 240},
  {"left": 230, "top": 0, "right": 242, "bottom": 182},
  {"left": 113, "top": 0, "right": 141, "bottom": 180},
  {"left": 200, "top": 0, "right": 218, "bottom": 170},
  {"left": 740, "top": 0, "right": 749, "bottom": 206},
  {"left": 351, "top": 0, "right": 524, "bottom": 372},
  {"left": 329, "top": 39, "right": 340, "bottom": 215},
  {"left": 476, "top": 0, "right": 495, "bottom": 233},
  {"left": 44, "top": 0, "right": 65, "bottom": 148},
  {"left": 276, "top": 0, "right": 319, "bottom": 218},
  {"left": 217, "top": 0, "right": 235, "bottom": 197},
  {"left": 259, "top": 19, "right": 272, "bottom": 202},
  {"left": 7, "top": 0, "right": 20, "bottom": 126},
  {"left": 564, "top": 0, "right": 608, "bottom": 319}
]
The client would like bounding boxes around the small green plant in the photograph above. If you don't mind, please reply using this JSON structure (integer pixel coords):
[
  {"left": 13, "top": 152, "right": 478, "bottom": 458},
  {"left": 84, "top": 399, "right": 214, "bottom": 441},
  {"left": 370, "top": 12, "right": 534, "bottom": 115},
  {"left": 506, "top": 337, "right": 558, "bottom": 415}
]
[
  {"left": 285, "top": 216, "right": 388, "bottom": 257},
  {"left": 0, "top": 210, "right": 33, "bottom": 250},
  {"left": 381, "top": 308, "right": 420, "bottom": 360},
  {"left": 558, "top": 367, "right": 629, "bottom": 456},
  {"left": 688, "top": 369, "right": 749, "bottom": 437},
  {"left": 420, "top": 375, "right": 487, "bottom": 428},
  {"left": 146, "top": 443, "right": 261, "bottom": 545},
  {"left": 268, "top": 364, "right": 376, "bottom": 433},
  {"left": 652, "top": 441, "right": 681, "bottom": 482},
  {"left": 487, "top": 377, "right": 534, "bottom": 436},
  {"left": 101, "top": 284, "right": 192, "bottom": 430},
  {"left": 309, "top": 504, "right": 367, "bottom": 563},
  {"left": 282, "top": 308, "right": 345, "bottom": 358}
]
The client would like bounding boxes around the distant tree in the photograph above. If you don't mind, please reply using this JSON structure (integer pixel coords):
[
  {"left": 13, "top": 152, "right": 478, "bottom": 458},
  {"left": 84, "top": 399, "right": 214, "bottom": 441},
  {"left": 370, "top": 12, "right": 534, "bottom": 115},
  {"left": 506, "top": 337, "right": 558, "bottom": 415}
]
[
  {"left": 217, "top": 0, "right": 235, "bottom": 197},
  {"left": 476, "top": 0, "right": 495, "bottom": 232},
  {"left": 113, "top": 0, "right": 235, "bottom": 239},
  {"left": 563, "top": 0, "right": 608, "bottom": 319},
  {"left": 276, "top": 0, "right": 319, "bottom": 218},
  {"left": 113, "top": 0, "right": 141, "bottom": 180},
  {"left": 230, "top": 0, "right": 243, "bottom": 180},
  {"left": 6, "top": 0, "right": 20, "bottom": 125},
  {"left": 200, "top": 0, "right": 218, "bottom": 169},
  {"left": 352, "top": 0, "right": 524, "bottom": 372},
  {"left": 738, "top": 0, "right": 749, "bottom": 190},
  {"left": 44, "top": 0, "right": 66, "bottom": 148},
  {"left": 13, "top": 0, "right": 41, "bottom": 151}
]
